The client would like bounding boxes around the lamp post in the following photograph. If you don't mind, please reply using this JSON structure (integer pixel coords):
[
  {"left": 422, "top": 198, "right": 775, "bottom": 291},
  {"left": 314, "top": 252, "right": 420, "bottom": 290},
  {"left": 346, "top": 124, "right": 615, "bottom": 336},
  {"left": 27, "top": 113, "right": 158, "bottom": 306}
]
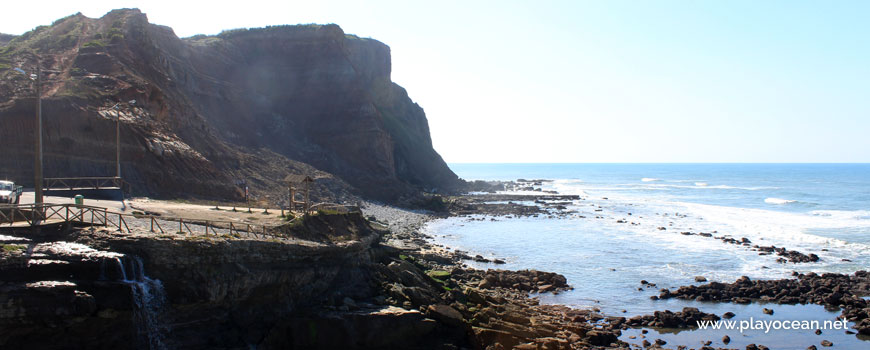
[
  {"left": 13, "top": 64, "right": 43, "bottom": 205},
  {"left": 110, "top": 100, "right": 135, "bottom": 179}
]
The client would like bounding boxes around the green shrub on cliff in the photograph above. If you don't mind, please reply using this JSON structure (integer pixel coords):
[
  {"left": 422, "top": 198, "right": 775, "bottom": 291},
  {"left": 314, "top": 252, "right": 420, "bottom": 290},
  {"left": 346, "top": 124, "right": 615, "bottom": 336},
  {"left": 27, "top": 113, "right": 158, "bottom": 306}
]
[
  {"left": 2, "top": 244, "right": 25, "bottom": 252},
  {"left": 83, "top": 40, "right": 105, "bottom": 48},
  {"left": 106, "top": 28, "right": 124, "bottom": 42},
  {"left": 52, "top": 13, "right": 83, "bottom": 26}
]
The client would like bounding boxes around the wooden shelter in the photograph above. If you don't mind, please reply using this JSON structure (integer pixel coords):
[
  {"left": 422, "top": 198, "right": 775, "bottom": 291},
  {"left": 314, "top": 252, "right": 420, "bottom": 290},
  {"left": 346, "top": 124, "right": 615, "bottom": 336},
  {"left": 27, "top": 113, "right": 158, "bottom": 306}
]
[{"left": 284, "top": 175, "right": 314, "bottom": 213}]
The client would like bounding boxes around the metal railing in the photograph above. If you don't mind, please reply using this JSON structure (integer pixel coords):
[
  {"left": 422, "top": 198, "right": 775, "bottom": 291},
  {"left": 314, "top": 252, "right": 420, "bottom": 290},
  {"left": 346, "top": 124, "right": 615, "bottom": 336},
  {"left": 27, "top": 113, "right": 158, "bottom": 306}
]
[{"left": 44, "top": 177, "right": 123, "bottom": 190}]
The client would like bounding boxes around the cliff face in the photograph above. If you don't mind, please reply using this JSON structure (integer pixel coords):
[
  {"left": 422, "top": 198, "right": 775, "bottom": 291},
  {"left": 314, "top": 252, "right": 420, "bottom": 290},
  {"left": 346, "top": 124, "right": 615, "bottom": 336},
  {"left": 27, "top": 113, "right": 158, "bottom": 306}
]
[
  {"left": 0, "top": 33, "right": 15, "bottom": 45},
  {"left": 0, "top": 215, "right": 463, "bottom": 349},
  {"left": 0, "top": 9, "right": 460, "bottom": 202}
]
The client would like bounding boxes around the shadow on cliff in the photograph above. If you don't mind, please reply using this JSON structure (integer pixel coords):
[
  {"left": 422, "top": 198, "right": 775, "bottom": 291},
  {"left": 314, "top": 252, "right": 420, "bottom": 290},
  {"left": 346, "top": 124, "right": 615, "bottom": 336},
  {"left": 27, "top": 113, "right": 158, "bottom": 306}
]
[{"left": 0, "top": 9, "right": 463, "bottom": 205}]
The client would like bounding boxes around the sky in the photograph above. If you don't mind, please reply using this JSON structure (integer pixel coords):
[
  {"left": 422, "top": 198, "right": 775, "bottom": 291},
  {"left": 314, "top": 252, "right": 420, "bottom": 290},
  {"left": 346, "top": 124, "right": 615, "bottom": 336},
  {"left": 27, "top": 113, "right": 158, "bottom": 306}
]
[{"left": 2, "top": 1, "right": 868, "bottom": 163}]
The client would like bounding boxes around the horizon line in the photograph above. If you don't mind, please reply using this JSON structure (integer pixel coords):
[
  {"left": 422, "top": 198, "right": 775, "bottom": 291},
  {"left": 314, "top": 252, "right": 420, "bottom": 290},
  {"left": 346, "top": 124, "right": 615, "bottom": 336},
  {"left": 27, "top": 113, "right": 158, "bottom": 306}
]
[{"left": 447, "top": 162, "right": 870, "bottom": 165}]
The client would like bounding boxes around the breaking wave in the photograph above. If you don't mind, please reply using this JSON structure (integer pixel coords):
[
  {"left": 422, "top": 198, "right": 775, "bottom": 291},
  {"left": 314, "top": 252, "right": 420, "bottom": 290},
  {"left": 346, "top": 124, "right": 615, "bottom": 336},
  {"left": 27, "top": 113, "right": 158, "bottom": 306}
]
[
  {"left": 811, "top": 210, "right": 870, "bottom": 221},
  {"left": 765, "top": 197, "right": 797, "bottom": 205}
]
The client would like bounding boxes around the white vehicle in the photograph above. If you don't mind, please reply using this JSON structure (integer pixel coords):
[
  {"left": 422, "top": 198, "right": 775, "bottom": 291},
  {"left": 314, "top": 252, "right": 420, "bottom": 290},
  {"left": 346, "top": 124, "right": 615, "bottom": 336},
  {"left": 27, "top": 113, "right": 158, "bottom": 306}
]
[{"left": 0, "top": 180, "right": 23, "bottom": 204}]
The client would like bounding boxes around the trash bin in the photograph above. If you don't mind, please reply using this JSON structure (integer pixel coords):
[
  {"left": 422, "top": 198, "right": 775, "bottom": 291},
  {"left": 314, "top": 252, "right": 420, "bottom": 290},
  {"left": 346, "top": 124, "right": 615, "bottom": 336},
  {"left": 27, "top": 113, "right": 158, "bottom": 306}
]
[{"left": 74, "top": 194, "right": 84, "bottom": 207}]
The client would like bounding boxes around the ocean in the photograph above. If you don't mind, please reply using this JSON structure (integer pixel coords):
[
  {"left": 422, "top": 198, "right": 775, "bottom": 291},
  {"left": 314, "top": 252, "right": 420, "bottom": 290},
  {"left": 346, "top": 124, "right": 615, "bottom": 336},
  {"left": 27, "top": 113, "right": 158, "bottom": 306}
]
[{"left": 425, "top": 163, "right": 870, "bottom": 347}]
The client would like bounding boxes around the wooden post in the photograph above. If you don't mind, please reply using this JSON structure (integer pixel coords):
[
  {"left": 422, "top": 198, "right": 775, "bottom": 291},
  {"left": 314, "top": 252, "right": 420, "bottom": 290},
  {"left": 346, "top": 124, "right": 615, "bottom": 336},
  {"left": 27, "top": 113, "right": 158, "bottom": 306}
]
[
  {"left": 304, "top": 180, "right": 310, "bottom": 214},
  {"left": 289, "top": 184, "right": 295, "bottom": 213}
]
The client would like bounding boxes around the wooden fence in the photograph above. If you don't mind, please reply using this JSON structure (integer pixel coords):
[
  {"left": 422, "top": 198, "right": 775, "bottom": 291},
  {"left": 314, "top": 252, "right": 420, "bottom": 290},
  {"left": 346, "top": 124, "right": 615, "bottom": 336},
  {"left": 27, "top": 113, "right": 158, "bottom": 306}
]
[{"left": 0, "top": 203, "right": 284, "bottom": 239}]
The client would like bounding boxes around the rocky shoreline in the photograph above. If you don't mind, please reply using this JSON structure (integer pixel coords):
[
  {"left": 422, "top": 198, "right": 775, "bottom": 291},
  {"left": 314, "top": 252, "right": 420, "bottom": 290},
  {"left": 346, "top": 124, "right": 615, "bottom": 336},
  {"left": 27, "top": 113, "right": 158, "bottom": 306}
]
[
  {"left": 666, "top": 230, "right": 821, "bottom": 264},
  {"left": 657, "top": 272, "right": 870, "bottom": 336},
  {"left": 363, "top": 184, "right": 870, "bottom": 349},
  {"left": 2, "top": 186, "right": 868, "bottom": 349},
  {"left": 362, "top": 200, "right": 628, "bottom": 349}
]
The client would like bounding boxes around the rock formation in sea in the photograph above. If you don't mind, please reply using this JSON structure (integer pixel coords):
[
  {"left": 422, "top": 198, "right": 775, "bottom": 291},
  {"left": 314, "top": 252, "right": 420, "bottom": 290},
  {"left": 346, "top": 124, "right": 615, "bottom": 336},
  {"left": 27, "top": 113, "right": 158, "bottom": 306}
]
[{"left": 0, "top": 9, "right": 461, "bottom": 202}]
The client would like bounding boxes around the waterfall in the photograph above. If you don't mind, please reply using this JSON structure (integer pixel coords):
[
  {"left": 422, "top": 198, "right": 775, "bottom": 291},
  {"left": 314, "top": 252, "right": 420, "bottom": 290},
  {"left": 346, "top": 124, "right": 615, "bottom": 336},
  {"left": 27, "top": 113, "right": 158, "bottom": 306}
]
[
  {"left": 103, "top": 255, "right": 168, "bottom": 350},
  {"left": 117, "top": 257, "right": 129, "bottom": 281}
]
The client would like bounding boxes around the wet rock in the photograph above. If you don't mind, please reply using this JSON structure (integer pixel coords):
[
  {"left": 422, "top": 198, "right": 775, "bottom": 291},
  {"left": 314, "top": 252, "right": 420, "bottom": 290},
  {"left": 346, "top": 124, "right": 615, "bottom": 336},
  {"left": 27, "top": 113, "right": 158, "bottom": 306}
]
[
  {"left": 586, "top": 330, "right": 619, "bottom": 346},
  {"left": 473, "top": 255, "right": 491, "bottom": 263},
  {"left": 695, "top": 276, "right": 707, "bottom": 282},
  {"left": 856, "top": 318, "right": 870, "bottom": 335},
  {"left": 426, "top": 304, "right": 463, "bottom": 327},
  {"left": 821, "top": 340, "right": 833, "bottom": 347},
  {"left": 626, "top": 307, "right": 720, "bottom": 328},
  {"left": 656, "top": 271, "right": 870, "bottom": 333},
  {"left": 269, "top": 306, "right": 438, "bottom": 348},
  {"left": 458, "top": 269, "right": 571, "bottom": 294}
]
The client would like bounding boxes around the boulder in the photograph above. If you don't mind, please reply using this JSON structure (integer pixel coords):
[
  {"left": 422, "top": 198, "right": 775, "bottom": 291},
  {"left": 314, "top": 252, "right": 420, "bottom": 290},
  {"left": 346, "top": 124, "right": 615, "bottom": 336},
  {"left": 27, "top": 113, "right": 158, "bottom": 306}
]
[{"left": 427, "top": 304, "right": 464, "bottom": 327}]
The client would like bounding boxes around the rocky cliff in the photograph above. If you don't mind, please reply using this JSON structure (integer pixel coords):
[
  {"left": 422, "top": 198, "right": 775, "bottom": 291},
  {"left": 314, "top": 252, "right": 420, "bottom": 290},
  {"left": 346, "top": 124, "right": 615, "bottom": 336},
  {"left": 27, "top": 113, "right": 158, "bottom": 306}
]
[
  {"left": 0, "top": 214, "right": 466, "bottom": 349},
  {"left": 0, "top": 9, "right": 461, "bottom": 202}
]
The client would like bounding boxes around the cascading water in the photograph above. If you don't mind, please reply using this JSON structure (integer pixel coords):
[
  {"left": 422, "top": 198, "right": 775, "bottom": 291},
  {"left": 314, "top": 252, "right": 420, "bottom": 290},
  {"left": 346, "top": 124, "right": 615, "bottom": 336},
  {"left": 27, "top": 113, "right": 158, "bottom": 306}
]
[{"left": 103, "top": 256, "right": 168, "bottom": 350}]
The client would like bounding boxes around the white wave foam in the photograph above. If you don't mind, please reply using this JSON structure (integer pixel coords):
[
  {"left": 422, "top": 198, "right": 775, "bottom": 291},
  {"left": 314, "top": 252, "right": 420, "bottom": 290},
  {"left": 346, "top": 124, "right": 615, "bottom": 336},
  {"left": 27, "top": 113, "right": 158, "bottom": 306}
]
[
  {"left": 548, "top": 179, "right": 589, "bottom": 196},
  {"left": 811, "top": 210, "right": 870, "bottom": 221},
  {"left": 765, "top": 197, "right": 797, "bottom": 205},
  {"left": 641, "top": 178, "right": 660, "bottom": 182},
  {"left": 642, "top": 183, "right": 776, "bottom": 191}
]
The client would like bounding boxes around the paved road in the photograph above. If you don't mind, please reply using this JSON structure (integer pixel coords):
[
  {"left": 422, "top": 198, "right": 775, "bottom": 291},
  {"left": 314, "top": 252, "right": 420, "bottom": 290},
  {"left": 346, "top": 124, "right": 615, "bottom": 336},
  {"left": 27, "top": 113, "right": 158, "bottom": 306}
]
[{"left": 18, "top": 191, "right": 128, "bottom": 211}]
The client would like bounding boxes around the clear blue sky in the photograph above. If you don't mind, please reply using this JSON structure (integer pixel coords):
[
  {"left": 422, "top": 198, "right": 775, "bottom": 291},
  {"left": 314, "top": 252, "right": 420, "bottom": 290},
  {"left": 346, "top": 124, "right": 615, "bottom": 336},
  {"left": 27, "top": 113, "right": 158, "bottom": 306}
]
[{"left": 3, "top": 1, "right": 868, "bottom": 163}]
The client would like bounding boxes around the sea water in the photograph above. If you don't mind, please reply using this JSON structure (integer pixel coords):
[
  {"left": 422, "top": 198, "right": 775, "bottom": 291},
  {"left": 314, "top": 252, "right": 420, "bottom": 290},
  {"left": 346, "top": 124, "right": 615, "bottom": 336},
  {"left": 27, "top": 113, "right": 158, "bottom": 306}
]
[{"left": 425, "top": 163, "right": 870, "bottom": 346}]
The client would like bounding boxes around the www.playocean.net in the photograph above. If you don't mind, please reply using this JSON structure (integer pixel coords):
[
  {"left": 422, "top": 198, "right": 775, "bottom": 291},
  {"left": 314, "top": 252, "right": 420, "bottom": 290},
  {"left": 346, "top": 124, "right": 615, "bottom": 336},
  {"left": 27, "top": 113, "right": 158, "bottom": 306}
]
[{"left": 697, "top": 318, "right": 849, "bottom": 334}]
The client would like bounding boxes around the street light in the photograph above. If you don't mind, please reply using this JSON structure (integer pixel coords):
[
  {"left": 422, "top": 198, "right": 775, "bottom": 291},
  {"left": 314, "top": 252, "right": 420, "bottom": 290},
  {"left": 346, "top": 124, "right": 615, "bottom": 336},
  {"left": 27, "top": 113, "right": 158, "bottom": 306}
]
[
  {"left": 109, "top": 100, "right": 135, "bottom": 179},
  {"left": 12, "top": 64, "right": 43, "bottom": 205}
]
